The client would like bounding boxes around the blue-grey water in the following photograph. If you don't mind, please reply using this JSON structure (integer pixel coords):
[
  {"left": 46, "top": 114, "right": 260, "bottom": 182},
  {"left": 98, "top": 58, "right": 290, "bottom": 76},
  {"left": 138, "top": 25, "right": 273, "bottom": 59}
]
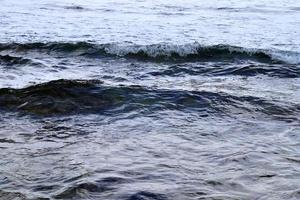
[{"left": 0, "top": 0, "right": 300, "bottom": 199}]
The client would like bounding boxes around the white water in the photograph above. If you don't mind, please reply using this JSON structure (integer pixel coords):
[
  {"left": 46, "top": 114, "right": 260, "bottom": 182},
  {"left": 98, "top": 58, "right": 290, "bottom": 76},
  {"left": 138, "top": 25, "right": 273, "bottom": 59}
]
[{"left": 1, "top": 0, "right": 300, "bottom": 52}]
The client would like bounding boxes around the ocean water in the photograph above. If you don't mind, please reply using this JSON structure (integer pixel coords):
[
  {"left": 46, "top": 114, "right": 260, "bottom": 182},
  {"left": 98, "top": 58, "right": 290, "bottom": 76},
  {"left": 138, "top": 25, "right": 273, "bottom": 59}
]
[{"left": 0, "top": 0, "right": 300, "bottom": 199}]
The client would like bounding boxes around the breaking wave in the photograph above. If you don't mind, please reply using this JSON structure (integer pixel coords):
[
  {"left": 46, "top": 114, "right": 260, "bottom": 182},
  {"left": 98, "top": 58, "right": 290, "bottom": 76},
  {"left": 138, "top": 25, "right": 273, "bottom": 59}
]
[{"left": 0, "top": 42, "right": 299, "bottom": 64}]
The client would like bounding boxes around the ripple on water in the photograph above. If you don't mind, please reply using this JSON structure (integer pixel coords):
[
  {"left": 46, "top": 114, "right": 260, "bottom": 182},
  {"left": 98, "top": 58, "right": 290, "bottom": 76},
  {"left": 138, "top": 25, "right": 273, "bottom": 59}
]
[{"left": 0, "top": 0, "right": 300, "bottom": 199}]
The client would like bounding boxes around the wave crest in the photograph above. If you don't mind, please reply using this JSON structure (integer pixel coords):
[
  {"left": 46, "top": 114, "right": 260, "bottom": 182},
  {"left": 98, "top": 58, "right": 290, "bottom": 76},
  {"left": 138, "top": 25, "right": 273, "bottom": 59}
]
[{"left": 1, "top": 42, "right": 299, "bottom": 64}]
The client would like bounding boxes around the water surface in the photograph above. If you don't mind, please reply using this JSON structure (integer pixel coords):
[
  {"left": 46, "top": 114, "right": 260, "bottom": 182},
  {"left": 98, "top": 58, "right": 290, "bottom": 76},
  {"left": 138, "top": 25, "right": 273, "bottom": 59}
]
[{"left": 0, "top": 0, "right": 300, "bottom": 199}]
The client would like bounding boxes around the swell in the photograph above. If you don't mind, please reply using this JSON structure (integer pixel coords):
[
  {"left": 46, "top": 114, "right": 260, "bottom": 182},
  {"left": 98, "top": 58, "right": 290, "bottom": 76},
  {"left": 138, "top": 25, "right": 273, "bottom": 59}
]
[
  {"left": 0, "top": 54, "right": 32, "bottom": 66},
  {"left": 0, "top": 42, "right": 299, "bottom": 64},
  {"left": 149, "top": 64, "right": 300, "bottom": 78},
  {"left": 54, "top": 177, "right": 129, "bottom": 199},
  {"left": 0, "top": 79, "right": 298, "bottom": 121}
]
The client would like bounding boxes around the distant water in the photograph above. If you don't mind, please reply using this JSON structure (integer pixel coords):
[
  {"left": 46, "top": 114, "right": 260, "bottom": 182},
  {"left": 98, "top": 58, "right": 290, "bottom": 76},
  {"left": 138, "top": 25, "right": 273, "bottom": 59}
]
[{"left": 0, "top": 0, "right": 300, "bottom": 200}]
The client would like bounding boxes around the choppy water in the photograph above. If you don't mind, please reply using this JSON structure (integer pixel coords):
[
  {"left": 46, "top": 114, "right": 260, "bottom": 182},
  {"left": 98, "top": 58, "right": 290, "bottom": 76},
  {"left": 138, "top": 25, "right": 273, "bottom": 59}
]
[{"left": 0, "top": 0, "right": 300, "bottom": 199}]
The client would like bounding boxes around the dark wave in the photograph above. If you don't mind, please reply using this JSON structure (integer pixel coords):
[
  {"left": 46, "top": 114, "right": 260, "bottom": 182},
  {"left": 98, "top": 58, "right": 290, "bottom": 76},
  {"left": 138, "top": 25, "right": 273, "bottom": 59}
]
[
  {"left": 149, "top": 63, "right": 300, "bottom": 78},
  {"left": 54, "top": 177, "right": 129, "bottom": 199},
  {"left": 53, "top": 179, "right": 166, "bottom": 200},
  {"left": 0, "top": 79, "right": 298, "bottom": 121},
  {"left": 126, "top": 191, "right": 168, "bottom": 200},
  {"left": 0, "top": 42, "right": 299, "bottom": 64},
  {"left": 0, "top": 54, "right": 32, "bottom": 66},
  {"left": 0, "top": 42, "right": 102, "bottom": 56},
  {"left": 64, "top": 5, "right": 85, "bottom": 10},
  {"left": 0, "top": 190, "right": 26, "bottom": 200}
]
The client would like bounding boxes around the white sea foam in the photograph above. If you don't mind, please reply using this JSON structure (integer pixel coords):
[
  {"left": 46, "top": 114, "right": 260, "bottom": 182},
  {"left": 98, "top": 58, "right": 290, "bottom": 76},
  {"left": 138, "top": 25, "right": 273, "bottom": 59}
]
[{"left": 103, "top": 43, "right": 300, "bottom": 64}]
